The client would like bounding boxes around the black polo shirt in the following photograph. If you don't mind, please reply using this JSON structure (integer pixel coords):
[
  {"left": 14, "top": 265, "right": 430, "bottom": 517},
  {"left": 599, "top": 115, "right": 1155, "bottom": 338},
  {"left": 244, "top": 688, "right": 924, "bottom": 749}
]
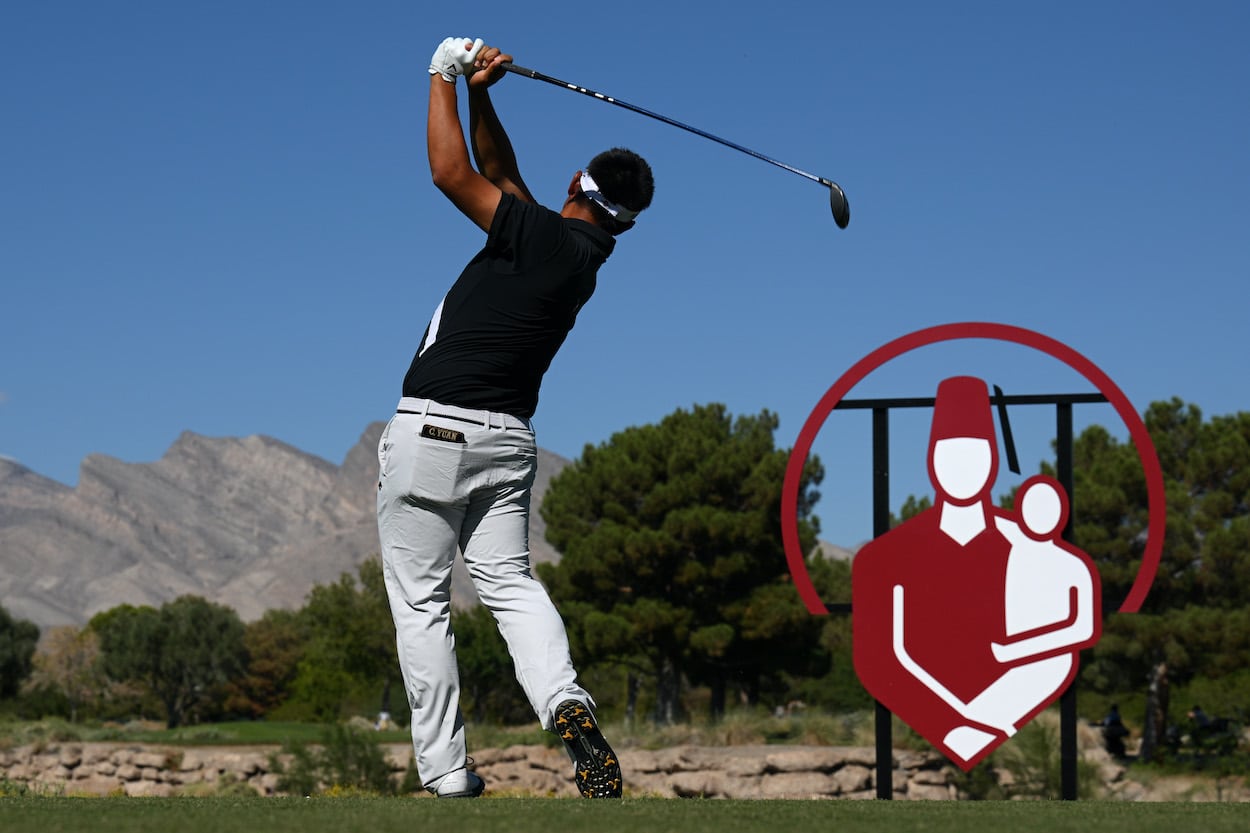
[{"left": 402, "top": 193, "right": 616, "bottom": 419}]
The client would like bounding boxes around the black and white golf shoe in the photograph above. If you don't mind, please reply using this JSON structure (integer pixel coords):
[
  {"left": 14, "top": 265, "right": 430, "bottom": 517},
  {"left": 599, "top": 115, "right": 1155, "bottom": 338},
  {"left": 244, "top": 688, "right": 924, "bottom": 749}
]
[{"left": 554, "top": 700, "right": 623, "bottom": 798}]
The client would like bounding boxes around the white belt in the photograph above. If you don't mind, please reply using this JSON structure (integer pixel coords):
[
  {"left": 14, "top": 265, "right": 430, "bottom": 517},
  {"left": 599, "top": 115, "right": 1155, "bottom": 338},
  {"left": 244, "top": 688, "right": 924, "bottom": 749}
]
[{"left": 397, "top": 397, "right": 532, "bottom": 431}]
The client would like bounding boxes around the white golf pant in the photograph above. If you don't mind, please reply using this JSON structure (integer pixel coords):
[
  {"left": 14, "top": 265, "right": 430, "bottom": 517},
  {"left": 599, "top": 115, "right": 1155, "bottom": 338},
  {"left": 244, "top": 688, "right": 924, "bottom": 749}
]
[{"left": 376, "top": 397, "right": 592, "bottom": 791}]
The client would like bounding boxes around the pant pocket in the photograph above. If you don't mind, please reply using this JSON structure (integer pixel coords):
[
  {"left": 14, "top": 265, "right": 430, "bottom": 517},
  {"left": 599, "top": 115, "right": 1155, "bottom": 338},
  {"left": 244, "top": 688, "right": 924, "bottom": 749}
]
[{"left": 392, "top": 425, "right": 467, "bottom": 504}]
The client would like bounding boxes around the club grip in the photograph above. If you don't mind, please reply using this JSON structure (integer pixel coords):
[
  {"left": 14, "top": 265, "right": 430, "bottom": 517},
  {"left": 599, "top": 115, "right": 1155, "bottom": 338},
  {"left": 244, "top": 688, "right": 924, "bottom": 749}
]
[{"left": 501, "top": 62, "right": 537, "bottom": 78}]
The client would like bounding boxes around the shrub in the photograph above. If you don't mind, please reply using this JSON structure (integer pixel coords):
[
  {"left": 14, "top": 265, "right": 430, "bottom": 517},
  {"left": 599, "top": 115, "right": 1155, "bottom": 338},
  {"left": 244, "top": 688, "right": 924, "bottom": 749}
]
[{"left": 269, "top": 723, "right": 415, "bottom": 796}]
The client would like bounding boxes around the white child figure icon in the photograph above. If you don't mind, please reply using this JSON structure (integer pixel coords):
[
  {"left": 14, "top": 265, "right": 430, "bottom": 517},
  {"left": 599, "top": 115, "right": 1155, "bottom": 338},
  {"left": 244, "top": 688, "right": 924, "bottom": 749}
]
[
  {"left": 993, "top": 475, "right": 1100, "bottom": 665},
  {"left": 940, "top": 475, "right": 1103, "bottom": 759}
]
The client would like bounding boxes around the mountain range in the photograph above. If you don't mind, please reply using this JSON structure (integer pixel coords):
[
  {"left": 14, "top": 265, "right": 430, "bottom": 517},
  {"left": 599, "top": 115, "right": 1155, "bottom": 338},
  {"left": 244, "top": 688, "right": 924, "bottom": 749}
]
[
  {"left": 0, "top": 424, "right": 569, "bottom": 629},
  {"left": 1, "top": 426, "right": 852, "bottom": 632}
]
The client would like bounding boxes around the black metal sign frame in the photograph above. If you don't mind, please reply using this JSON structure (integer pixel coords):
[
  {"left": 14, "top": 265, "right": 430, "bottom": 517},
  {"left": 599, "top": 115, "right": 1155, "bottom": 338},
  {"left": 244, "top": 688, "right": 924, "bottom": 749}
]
[{"left": 831, "top": 391, "right": 1108, "bottom": 800}]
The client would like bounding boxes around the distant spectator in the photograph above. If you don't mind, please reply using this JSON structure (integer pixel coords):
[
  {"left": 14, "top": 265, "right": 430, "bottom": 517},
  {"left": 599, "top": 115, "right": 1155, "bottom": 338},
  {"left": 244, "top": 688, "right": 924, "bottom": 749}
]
[{"left": 1102, "top": 703, "right": 1129, "bottom": 758}]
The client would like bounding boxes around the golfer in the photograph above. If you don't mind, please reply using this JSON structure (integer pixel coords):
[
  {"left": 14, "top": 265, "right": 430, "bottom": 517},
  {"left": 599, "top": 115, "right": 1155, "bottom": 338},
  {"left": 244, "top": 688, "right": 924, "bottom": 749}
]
[{"left": 376, "top": 36, "right": 653, "bottom": 799}]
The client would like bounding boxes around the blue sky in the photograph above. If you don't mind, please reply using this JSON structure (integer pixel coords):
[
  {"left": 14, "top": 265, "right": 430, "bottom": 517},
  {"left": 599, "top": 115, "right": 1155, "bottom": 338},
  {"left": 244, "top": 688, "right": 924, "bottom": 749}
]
[{"left": 2, "top": 2, "right": 1247, "bottom": 547}]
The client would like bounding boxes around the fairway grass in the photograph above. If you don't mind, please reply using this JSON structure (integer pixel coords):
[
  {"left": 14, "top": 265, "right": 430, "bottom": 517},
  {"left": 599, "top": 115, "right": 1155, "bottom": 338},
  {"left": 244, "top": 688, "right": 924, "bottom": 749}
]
[{"left": 2, "top": 796, "right": 1248, "bottom": 833}]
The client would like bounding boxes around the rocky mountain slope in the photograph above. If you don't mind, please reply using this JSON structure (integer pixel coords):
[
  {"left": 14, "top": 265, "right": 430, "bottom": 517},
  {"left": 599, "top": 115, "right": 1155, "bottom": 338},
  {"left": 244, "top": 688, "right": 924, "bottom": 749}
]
[{"left": 0, "top": 426, "right": 569, "bottom": 628}]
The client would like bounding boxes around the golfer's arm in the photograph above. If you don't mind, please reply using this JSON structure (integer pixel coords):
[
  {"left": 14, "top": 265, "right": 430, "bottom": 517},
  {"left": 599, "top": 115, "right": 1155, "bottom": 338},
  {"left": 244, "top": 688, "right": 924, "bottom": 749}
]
[
  {"left": 428, "top": 77, "right": 501, "bottom": 231},
  {"left": 468, "top": 85, "right": 535, "bottom": 203}
]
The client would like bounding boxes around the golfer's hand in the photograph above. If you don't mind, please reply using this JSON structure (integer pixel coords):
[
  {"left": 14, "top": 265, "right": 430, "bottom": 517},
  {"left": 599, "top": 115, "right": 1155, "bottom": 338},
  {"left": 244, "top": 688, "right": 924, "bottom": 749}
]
[
  {"left": 429, "top": 36, "right": 483, "bottom": 84},
  {"left": 467, "top": 45, "right": 511, "bottom": 89}
]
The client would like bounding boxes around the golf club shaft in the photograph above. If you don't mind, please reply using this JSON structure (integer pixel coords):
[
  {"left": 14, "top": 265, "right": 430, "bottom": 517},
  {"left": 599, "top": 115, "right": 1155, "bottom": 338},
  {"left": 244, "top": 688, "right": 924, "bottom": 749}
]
[{"left": 501, "top": 62, "right": 837, "bottom": 190}]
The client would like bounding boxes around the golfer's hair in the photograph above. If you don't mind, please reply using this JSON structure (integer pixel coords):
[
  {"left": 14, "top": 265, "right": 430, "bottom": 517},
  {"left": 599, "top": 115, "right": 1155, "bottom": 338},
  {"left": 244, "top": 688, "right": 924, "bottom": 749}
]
[{"left": 587, "top": 147, "right": 654, "bottom": 233}]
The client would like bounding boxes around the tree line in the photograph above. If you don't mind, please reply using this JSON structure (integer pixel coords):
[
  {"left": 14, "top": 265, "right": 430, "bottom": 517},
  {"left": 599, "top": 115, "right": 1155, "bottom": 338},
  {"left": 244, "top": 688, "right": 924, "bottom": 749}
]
[{"left": 1, "top": 399, "right": 1247, "bottom": 745}]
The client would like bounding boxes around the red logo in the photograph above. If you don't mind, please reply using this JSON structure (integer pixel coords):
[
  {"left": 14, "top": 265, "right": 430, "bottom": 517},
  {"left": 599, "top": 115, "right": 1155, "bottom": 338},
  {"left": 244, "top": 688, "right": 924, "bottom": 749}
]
[{"left": 780, "top": 323, "right": 1165, "bottom": 770}]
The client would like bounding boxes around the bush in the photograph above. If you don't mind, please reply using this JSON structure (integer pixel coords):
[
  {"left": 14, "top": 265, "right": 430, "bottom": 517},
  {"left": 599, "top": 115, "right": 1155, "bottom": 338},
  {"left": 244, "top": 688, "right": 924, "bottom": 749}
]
[
  {"left": 269, "top": 723, "right": 417, "bottom": 796},
  {"left": 951, "top": 713, "right": 1102, "bottom": 800}
]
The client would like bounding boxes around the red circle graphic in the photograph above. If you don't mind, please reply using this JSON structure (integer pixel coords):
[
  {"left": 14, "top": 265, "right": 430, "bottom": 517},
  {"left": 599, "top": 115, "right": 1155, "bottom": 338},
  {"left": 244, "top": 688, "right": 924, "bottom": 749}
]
[{"left": 781, "top": 322, "right": 1165, "bottom": 616}]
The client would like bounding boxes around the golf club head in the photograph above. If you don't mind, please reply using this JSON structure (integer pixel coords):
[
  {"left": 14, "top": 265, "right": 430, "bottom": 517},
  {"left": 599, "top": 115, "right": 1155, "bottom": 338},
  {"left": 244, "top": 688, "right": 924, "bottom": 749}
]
[{"left": 829, "top": 183, "right": 850, "bottom": 229}]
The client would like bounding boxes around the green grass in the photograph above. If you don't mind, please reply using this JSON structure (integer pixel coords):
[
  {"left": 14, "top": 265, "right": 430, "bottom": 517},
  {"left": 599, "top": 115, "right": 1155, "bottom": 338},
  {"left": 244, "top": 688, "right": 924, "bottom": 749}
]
[
  {"left": 0, "top": 710, "right": 873, "bottom": 751},
  {"left": 0, "top": 719, "right": 412, "bottom": 747},
  {"left": 119, "top": 721, "right": 410, "bottom": 746},
  {"left": 1, "top": 796, "right": 1248, "bottom": 833}
]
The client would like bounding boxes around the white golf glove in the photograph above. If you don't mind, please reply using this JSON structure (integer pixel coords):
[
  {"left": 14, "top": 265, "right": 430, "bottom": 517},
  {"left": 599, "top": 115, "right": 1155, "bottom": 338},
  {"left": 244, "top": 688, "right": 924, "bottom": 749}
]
[{"left": 429, "top": 36, "right": 484, "bottom": 84}]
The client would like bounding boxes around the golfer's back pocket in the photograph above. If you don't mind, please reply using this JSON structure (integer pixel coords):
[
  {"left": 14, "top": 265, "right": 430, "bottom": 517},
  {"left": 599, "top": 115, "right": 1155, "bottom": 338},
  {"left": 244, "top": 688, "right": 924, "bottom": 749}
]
[{"left": 385, "top": 421, "right": 468, "bottom": 505}]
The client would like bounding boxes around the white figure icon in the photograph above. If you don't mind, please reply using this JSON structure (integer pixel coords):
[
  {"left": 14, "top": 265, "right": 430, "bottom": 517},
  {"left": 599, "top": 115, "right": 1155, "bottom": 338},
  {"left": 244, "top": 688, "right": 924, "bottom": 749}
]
[
  {"left": 884, "top": 378, "right": 1101, "bottom": 764},
  {"left": 994, "top": 477, "right": 1098, "bottom": 664}
]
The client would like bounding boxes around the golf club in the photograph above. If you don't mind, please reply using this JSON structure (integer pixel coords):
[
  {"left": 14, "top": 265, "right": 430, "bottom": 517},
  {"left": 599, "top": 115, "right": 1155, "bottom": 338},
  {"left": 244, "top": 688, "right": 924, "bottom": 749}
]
[{"left": 501, "top": 62, "right": 850, "bottom": 229}]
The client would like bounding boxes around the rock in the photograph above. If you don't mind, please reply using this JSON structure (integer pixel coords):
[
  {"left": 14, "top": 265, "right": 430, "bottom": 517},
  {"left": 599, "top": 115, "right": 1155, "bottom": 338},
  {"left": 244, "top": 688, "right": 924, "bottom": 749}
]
[
  {"left": 36, "top": 765, "right": 73, "bottom": 783},
  {"left": 829, "top": 746, "right": 879, "bottom": 768},
  {"left": 764, "top": 747, "right": 843, "bottom": 773},
  {"left": 722, "top": 754, "right": 768, "bottom": 777},
  {"left": 482, "top": 760, "right": 537, "bottom": 786},
  {"left": 257, "top": 773, "right": 282, "bottom": 795},
  {"left": 3, "top": 740, "right": 1246, "bottom": 801},
  {"left": 66, "top": 775, "right": 123, "bottom": 796},
  {"left": 759, "top": 771, "right": 836, "bottom": 798},
  {"left": 625, "top": 771, "right": 674, "bottom": 796},
  {"left": 912, "top": 767, "right": 951, "bottom": 786},
  {"left": 32, "top": 753, "right": 60, "bottom": 772},
  {"left": 670, "top": 771, "right": 732, "bottom": 798},
  {"left": 133, "top": 751, "right": 168, "bottom": 769},
  {"left": 620, "top": 748, "right": 661, "bottom": 773},
  {"left": 907, "top": 782, "right": 955, "bottom": 800},
  {"left": 382, "top": 743, "right": 411, "bottom": 771},
  {"left": 832, "top": 764, "right": 872, "bottom": 794},
  {"left": 177, "top": 748, "right": 216, "bottom": 771},
  {"left": 216, "top": 751, "right": 265, "bottom": 777},
  {"left": 472, "top": 744, "right": 540, "bottom": 767},
  {"left": 519, "top": 746, "right": 569, "bottom": 773},
  {"left": 124, "top": 780, "right": 175, "bottom": 797}
]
